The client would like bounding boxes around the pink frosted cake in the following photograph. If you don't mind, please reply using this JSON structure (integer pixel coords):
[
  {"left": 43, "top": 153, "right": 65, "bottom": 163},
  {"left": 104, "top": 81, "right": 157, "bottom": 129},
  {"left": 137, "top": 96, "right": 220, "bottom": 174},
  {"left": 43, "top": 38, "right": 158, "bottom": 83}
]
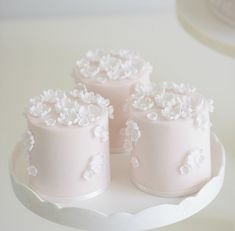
[
  {"left": 73, "top": 49, "right": 152, "bottom": 153},
  {"left": 122, "top": 82, "right": 214, "bottom": 197},
  {"left": 23, "top": 83, "right": 113, "bottom": 201}
]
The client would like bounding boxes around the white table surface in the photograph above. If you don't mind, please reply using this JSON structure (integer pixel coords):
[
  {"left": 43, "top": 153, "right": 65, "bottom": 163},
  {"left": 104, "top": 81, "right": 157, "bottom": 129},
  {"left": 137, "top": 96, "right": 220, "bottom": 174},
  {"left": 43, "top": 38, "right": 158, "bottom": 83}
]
[{"left": 0, "top": 9, "right": 235, "bottom": 231}]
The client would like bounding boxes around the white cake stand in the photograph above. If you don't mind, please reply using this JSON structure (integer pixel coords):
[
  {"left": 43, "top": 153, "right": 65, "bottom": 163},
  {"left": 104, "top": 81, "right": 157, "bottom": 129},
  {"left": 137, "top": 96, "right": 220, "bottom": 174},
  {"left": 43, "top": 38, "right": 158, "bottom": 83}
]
[
  {"left": 176, "top": 0, "right": 235, "bottom": 58},
  {"left": 9, "top": 133, "right": 225, "bottom": 231}
]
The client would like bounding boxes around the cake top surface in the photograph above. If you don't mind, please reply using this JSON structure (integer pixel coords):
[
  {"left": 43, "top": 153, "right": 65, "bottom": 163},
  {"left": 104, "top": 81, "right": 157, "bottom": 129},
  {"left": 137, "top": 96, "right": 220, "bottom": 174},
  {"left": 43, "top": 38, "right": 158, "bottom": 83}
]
[
  {"left": 130, "top": 82, "right": 214, "bottom": 129},
  {"left": 74, "top": 49, "right": 152, "bottom": 83},
  {"left": 25, "top": 83, "right": 113, "bottom": 127}
]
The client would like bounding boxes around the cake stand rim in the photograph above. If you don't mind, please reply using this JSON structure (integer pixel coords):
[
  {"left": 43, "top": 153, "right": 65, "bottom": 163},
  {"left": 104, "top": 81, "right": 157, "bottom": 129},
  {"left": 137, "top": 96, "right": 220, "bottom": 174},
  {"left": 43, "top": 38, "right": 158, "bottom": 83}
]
[
  {"left": 9, "top": 132, "right": 225, "bottom": 230},
  {"left": 176, "top": 0, "right": 235, "bottom": 58}
]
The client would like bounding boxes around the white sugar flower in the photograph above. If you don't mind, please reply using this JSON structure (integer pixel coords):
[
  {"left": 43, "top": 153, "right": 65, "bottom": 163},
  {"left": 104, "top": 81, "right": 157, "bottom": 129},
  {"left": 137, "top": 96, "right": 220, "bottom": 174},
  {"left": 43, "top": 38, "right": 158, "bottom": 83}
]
[
  {"left": 76, "top": 105, "right": 100, "bottom": 126},
  {"left": 82, "top": 170, "right": 93, "bottom": 180},
  {"left": 96, "top": 94, "right": 110, "bottom": 108},
  {"left": 28, "top": 97, "right": 42, "bottom": 107},
  {"left": 207, "top": 99, "right": 214, "bottom": 113},
  {"left": 80, "top": 91, "right": 96, "bottom": 104},
  {"left": 69, "top": 83, "right": 87, "bottom": 98},
  {"left": 87, "top": 104, "right": 102, "bottom": 122},
  {"left": 154, "top": 92, "right": 177, "bottom": 108},
  {"left": 40, "top": 89, "right": 66, "bottom": 103},
  {"left": 28, "top": 101, "right": 51, "bottom": 117},
  {"left": 57, "top": 110, "right": 79, "bottom": 126},
  {"left": 26, "top": 86, "right": 113, "bottom": 128},
  {"left": 180, "top": 96, "right": 193, "bottom": 119},
  {"left": 146, "top": 111, "right": 158, "bottom": 121},
  {"left": 108, "top": 105, "right": 114, "bottom": 119},
  {"left": 179, "top": 148, "right": 204, "bottom": 175},
  {"left": 75, "top": 49, "right": 151, "bottom": 82},
  {"left": 132, "top": 97, "right": 154, "bottom": 111},
  {"left": 69, "top": 89, "right": 84, "bottom": 99},
  {"left": 90, "top": 153, "right": 105, "bottom": 173},
  {"left": 78, "top": 117, "right": 90, "bottom": 127},
  {"left": 125, "top": 121, "right": 141, "bottom": 143},
  {"left": 134, "top": 82, "right": 160, "bottom": 97},
  {"left": 27, "top": 165, "right": 38, "bottom": 176},
  {"left": 55, "top": 97, "right": 78, "bottom": 113},
  {"left": 23, "top": 130, "right": 35, "bottom": 152},
  {"left": 120, "top": 120, "right": 141, "bottom": 152},
  {"left": 164, "top": 82, "right": 196, "bottom": 94},
  {"left": 42, "top": 115, "right": 57, "bottom": 126},
  {"left": 82, "top": 153, "right": 105, "bottom": 180},
  {"left": 130, "top": 156, "right": 140, "bottom": 168},
  {"left": 94, "top": 126, "right": 109, "bottom": 142},
  {"left": 131, "top": 81, "right": 214, "bottom": 126},
  {"left": 161, "top": 106, "right": 181, "bottom": 120},
  {"left": 195, "top": 113, "right": 211, "bottom": 130}
]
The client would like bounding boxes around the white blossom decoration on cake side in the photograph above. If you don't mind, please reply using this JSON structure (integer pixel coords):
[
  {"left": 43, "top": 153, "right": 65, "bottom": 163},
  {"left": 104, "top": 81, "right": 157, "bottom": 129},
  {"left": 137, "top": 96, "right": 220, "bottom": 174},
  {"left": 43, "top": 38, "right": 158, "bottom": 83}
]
[
  {"left": 120, "top": 120, "right": 141, "bottom": 152},
  {"left": 93, "top": 126, "right": 109, "bottom": 143},
  {"left": 130, "top": 156, "right": 140, "bottom": 168},
  {"left": 179, "top": 148, "right": 205, "bottom": 175},
  {"left": 23, "top": 130, "right": 35, "bottom": 152},
  {"left": 27, "top": 165, "right": 38, "bottom": 177},
  {"left": 82, "top": 153, "right": 106, "bottom": 180},
  {"left": 22, "top": 130, "right": 38, "bottom": 177}
]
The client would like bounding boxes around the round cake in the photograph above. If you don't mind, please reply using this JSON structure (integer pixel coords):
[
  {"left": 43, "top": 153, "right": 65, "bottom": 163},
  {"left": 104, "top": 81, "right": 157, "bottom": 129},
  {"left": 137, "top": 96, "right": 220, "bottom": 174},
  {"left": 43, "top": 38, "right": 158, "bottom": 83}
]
[
  {"left": 121, "top": 82, "right": 214, "bottom": 197},
  {"left": 73, "top": 49, "right": 152, "bottom": 153},
  {"left": 23, "top": 83, "right": 113, "bottom": 201},
  {"left": 208, "top": 0, "right": 235, "bottom": 27}
]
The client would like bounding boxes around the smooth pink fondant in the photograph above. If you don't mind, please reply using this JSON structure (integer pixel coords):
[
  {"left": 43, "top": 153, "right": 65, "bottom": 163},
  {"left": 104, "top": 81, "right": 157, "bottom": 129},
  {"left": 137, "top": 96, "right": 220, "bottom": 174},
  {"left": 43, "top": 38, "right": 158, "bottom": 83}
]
[
  {"left": 27, "top": 114, "right": 110, "bottom": 198},
  {"left": 130, "top": 111, "right": 211, "bottom": 197},
  {"left": 75, "top": 76, "right": 149, "bottom": 152}
]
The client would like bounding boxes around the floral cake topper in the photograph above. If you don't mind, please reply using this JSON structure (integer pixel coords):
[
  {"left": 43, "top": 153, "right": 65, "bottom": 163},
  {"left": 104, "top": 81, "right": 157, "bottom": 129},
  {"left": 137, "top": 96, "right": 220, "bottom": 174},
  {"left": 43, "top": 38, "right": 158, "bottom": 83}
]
[
  {"left": 74, "top": 49, "right": 152, "bottom": 83},
  {"left": 131, "top": 82, "right": 214, "bottom": 130},
  {"left": 25, "top": 83, "right": 114, "bottom": 127}
]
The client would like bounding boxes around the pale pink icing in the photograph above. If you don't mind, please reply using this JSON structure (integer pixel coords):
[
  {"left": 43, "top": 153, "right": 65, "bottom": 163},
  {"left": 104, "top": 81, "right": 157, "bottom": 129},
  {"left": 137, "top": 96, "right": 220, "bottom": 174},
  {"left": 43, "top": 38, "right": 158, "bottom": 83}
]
[
  {"left": 27, "top": 116, "right": 110, "bottom": 198},
  {"left": 125, "top": 82, "right": 213, "bottom": 197},
  {"left": 24, "top": 88, "right": 111, "bottom": 199}
]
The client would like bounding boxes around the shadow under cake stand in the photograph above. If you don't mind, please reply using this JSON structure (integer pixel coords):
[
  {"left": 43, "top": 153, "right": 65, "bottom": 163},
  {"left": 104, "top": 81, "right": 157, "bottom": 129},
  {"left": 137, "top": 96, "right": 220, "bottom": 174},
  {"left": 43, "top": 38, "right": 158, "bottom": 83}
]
[{"left": 9, "top": 133, "right": 225, "bottom": 231}]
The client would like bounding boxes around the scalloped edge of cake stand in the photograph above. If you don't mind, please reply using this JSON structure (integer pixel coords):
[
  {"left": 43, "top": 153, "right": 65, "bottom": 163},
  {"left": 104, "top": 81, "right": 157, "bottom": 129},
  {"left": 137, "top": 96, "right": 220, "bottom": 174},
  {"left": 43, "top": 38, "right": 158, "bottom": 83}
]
[
  {"left": 176, "top": 0, "right": 235, "bottom": 58},
  {"left": 9, "top": 133, "right": 225, "bottom": 231}
]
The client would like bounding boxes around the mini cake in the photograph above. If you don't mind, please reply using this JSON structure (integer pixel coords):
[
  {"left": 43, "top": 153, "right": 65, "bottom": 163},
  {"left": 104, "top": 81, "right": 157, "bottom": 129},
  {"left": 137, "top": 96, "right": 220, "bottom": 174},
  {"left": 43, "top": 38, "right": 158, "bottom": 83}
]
[
  {"left": 73, "top": 49, "right": 152, "bottom": 152},
  {"left": 23, "top": 83, "right": 113, "bottom": 201},
  {"left": 122, "top": 82, "right": 214, "bottom": 197}
]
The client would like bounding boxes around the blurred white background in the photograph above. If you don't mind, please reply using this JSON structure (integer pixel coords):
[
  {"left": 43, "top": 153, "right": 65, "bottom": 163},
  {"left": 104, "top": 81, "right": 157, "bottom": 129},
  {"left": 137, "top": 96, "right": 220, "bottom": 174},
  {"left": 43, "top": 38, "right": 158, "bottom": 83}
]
[
  {"left": 0, "top": 0, "right": 234, "bottom": 230},
  {"left": 0, "top": 0, "right": 174, "bottom": 18}
]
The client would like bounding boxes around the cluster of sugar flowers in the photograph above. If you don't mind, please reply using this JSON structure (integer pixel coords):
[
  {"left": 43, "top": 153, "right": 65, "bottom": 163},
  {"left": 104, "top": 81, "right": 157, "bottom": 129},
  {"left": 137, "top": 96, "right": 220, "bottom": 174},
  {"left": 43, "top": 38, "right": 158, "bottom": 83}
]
[
  {"left": 22, "top": 130, "right": 38, "bottom": 177},
  {"left": 26, "top": 83, "right": 114, "bottom": 127},
  {"left": 93, "top": 126, "right": 109, "bottom": 143},
  {"left": 74, "top": 49, "right": 152, "bottom": 83},
  {"left": 120, "top": 120, "right": 141, "bottom": 152},
  {"left": 179, "top": 148, "right": 205, "bottom": 175},
  {"left": 82, "top": 153, "right": 106, "bottom": 180},
  {"left": 131, "top": 82, "right": 214, "bottom": 130}
]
